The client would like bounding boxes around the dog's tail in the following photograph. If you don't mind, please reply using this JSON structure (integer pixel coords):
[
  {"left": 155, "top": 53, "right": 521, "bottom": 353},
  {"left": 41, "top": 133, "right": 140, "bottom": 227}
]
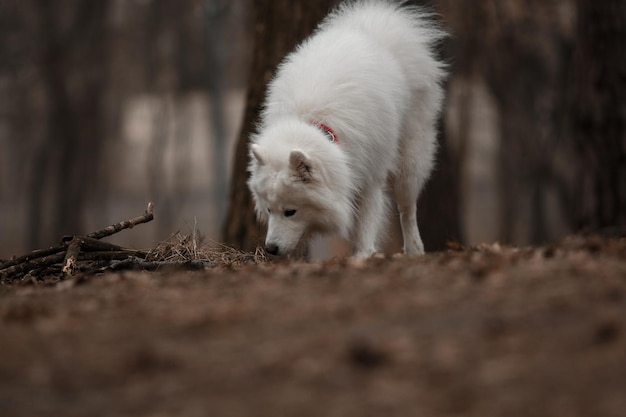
[{"left": 323, "top": 0, "right": 447, "bottom": 90}]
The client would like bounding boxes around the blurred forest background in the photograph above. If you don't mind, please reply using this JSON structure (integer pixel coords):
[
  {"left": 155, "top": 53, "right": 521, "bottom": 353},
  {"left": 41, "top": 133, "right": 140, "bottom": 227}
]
[{"left": 0, "top": 0, "right": 624, "bottom": 258}]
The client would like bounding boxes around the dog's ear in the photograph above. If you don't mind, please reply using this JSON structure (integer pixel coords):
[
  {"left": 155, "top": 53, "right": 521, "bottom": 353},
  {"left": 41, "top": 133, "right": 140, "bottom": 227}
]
[
  {"left": 251, "top": 144, "right": 265, "bottom": 166},
  {"left": 289, "top": 150, "right": 313, "bottom": 182}
]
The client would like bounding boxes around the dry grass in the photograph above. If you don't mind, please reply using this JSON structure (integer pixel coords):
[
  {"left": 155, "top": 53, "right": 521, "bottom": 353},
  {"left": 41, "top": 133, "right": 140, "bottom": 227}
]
[{"left": 145, "top": 230, "right": 267, "bottom": 267}]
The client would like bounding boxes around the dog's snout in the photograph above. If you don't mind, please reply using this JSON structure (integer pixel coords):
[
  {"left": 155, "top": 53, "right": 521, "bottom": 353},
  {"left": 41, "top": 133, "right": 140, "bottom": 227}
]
[{"left": 265, "top": 243, "right": 279, "bottom": 256}]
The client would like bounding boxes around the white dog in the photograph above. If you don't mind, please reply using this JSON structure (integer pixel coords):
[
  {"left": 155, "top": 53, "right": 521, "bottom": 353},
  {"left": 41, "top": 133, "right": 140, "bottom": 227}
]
[{"left": 247, "top": 0, "right": 447, "bottom": 258}]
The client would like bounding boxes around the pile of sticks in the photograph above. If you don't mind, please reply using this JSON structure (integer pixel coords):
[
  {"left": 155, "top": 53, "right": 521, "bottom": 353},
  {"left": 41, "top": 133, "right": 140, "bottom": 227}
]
[{"left": 0, "top": 202, "right": 155, "bottom": 282}]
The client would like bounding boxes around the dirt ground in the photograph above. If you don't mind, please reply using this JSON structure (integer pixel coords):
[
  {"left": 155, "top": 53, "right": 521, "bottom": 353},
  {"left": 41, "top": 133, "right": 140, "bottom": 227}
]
[{"left": 1, "top": 235, "right": 625, "bottom": 417}]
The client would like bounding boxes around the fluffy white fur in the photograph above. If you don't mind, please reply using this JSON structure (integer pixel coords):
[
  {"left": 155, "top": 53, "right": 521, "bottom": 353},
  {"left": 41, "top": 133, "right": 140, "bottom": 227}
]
[{"left": 248, "top": 0, "right": 447, "bottom": 258}]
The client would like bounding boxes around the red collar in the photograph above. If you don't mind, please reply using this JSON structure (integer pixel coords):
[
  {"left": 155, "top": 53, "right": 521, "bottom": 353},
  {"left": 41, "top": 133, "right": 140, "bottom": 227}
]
[{"left": 316, "top": 123, "right": 338, "bottom": 144}]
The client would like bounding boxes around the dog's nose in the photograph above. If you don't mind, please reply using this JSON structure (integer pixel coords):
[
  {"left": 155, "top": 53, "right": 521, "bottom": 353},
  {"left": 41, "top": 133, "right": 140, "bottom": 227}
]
[{"left": 265, "top": 243, "right": 279, "bottom": 256}]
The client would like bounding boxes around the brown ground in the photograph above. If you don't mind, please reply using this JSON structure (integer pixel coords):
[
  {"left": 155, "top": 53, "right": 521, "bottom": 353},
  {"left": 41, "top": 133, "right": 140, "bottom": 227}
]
[{"left": 1, "top": 236, "right": 625, "bottom": 417}]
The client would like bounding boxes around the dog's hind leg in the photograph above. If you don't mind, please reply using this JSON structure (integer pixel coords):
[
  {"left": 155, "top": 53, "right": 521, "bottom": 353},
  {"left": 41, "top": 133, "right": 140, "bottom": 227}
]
[
  {"left": 394, "top": 179, "right": 425, "bottom": 256},
  {"left": 393, "top": 111, "right": 437, "bottom": 255},
  {"left": 351, "top": 184, "right": 388, "bottom": 258}
]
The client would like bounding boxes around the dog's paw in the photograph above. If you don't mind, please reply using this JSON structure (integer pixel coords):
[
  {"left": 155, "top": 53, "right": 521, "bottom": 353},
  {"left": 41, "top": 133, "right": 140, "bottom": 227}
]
[
  {"left": 348, "top": 251, "right": 386, "bottom": 268},
  {"left": 353, "top": 248, "right": 377, "bottom": 259}
]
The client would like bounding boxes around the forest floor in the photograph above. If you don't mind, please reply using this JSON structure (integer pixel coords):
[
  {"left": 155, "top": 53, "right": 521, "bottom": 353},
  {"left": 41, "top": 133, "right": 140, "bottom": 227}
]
[{"left": 1, "top": 235, "right": 625, "bottom": 417}]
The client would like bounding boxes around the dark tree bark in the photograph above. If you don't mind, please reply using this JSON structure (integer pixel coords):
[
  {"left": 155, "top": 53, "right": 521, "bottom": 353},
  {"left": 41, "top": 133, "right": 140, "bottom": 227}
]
[
  {"left": 411, "top": 0, "right": 463, "bottom": 250},
  {"left": 446, "top": 0, "right": 574, "bottom": 245},
  {"left": 29, "top": 0, "right": 109, "bottom": 247},
  {"left": 573, "top": 0, "right": 626, "bottom": 233},
  {"left": 417, "top": 119, "right": 463, "bottom": 250},
  {"left": 222, "top": 0, "right": 337, "bottom": 251},
  {"left": 204, "top": 2, "right": 230, "bottom": 227}
]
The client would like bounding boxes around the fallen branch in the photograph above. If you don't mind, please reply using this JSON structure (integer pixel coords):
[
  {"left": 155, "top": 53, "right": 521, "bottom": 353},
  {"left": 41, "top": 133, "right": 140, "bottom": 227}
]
[
  {"left": 61, "top": 239, "right": 82, "bottom": 275},
  {"left": 86, "top": 201, "right": 154, "bottom": 240},
  {"left": 96, "top": 258, "right": 210, "bottom": 273},
  {"left": 0, "top": 246, "right": 66, "bottom": 272},
  {"left": 0, "top": 202, "right": 154, "bottom": 282},
  {"left": 1, "top": 252, "right": 67, "bottom": 279},
  {"left": 61, "top": 237, "right": 146, "bottom": 275}
]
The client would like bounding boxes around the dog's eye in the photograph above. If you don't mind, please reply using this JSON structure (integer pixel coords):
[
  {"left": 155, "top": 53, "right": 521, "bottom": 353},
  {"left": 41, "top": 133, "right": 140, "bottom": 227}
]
[
  {"left": 267, "top": 208, "right": 271, "bottom": 213},
  {"left": 284, "top": 209, "right": 296, "bottom": 217}
]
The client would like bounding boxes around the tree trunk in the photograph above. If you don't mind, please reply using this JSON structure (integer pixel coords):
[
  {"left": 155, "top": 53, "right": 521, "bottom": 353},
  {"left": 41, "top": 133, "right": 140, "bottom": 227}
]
[
  {"left": 573, "top": 0, "right": 626, "bottom": 233},
  {"left": 416, "top": 118, "right": 463, "bottom": 251},
  {"left": 222, "top": 0, "right": 337, "bottom": 251},
  {"left": 29, "top": 0, "right": 109, "bottom": 247}
]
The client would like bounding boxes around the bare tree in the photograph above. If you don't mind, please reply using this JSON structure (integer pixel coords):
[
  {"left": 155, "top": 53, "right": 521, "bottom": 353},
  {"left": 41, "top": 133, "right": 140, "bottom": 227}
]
[
  {"left": 28, "top": 0, "right": 110, "bottom": 247},
  {"left": 443, "top": 0, "right": 577, "bottom": 245},
  {"left": 204, "top": 1, "right": 231, "bottom": 227},
  {"left": 572, "top": 0, "right": 626, "bottom": 233}
]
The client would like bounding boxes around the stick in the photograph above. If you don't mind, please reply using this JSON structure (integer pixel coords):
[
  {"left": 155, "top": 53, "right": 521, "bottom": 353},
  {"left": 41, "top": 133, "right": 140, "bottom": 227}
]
[
  {"left": 87, "top": 202, "right": 154, "bottom": 240},
  {"left": 0, "top": 246, "right": 66, "bottom": 271},
  {"left": 1, "top": 249, "right": 150, "bottom": 281},
  {"left": 96, "top": 259, "right": 209, "bottom": 273},
  {"left": 62, "top": 236, "right": 134, "bottom": 252},
  {"left": 78, "top": 250, "right": 148, "bottom": 261},
  {"left": 1, "top": 253, "right": 67, "bottom": 280},
  {"left": 62, "top": 239, "right": 82, "bottom": 275},
  {"left": 62, "top": 237, "right": 141, "bottom": 276}
]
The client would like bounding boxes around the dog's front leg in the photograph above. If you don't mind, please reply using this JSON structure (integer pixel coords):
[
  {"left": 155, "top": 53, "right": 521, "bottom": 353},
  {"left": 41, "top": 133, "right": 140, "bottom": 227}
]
[{"left": 351, "top": 185, "right": 387, "bottom": 258}]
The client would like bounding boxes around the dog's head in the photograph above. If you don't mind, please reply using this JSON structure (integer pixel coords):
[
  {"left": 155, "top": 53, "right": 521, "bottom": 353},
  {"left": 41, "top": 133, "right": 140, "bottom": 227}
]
[
  {"left": 247, "top": 122, "right": 354, "bottom": 257},
  {"left": 248, "top": 145, "right": 321, "bottom": 256}
]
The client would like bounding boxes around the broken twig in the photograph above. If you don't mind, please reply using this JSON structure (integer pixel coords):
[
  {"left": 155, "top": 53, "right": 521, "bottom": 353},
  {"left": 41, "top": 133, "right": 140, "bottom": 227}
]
[{"left": 87, "top": 202, "right": 154, "bottom": 240}]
